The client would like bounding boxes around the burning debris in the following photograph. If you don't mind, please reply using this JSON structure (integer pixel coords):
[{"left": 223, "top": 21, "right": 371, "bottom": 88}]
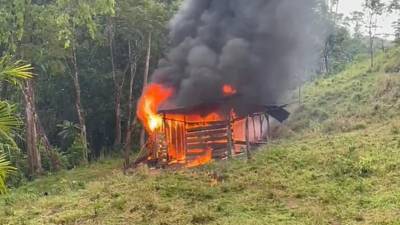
[{"left": 136, "top": 0, "right": 321, "bottom": 167}]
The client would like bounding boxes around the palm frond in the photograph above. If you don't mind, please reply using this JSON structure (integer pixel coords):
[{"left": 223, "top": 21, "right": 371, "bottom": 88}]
[
  {"left": 0, "top": 153, "right": 15, "bottom": 194},
  {"left": 57, "top": 120, "right": 80, "bottom": 140},
  {"left": 0, "top": 56, "right": 34, "bottom": 85},
  {"left": 0, "top": 102, "right": 21, "bottom": 143},
  {"left": 0, "top": 56, "right": 27, "bottom": 194}
]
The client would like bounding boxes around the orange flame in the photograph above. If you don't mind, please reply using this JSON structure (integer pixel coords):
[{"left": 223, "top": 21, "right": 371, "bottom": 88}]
[
  {"left": 137, "top": 84, "right": 173, "bottom": 133},
  {"left": 186, "top": 148, "right": 212, "bottom": 168},
  {"left": 186, "top": 112, "right": 224, "bottom": 122},
  {"left": 222, "top": 84, "right": 237, "bottom": 96}
]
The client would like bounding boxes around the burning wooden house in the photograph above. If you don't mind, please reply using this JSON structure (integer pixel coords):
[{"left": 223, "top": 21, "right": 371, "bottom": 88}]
[{"left": 137, "top": 84, "right": 289, "bottom": 168}]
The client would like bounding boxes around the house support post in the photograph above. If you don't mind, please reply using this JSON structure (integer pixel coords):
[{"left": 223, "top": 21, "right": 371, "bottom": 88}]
[
  {"left": 227, "top": 113, "right": 234, "bottom": 158},
  {"left": 259, "top": 114, "right": 264, "bottom": 141},
  {"left": 161, "top": 114, "right": 168, "bottom": 166},
  {"left": 252, "top": 116, "right": 256, "bottom": 141},
  {"left": 245, "top": 116, "right": 252, "bottom": 160},
  {"left": 266, "top": 114, "right": 271, "bottom": 141}
]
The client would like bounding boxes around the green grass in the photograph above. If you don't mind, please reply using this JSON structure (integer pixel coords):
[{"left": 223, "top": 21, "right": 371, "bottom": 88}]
[
  {"left": 1, "top": 47, "right": 400, "bottom": 225},
  {"left": 1, "top": 123, "right": 399, "bottom": 225}
]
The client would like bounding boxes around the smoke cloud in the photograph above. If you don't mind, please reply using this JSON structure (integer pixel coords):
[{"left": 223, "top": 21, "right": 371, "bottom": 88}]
[{"left": 152, "top": 0, "right": 324, "bottom": 109}]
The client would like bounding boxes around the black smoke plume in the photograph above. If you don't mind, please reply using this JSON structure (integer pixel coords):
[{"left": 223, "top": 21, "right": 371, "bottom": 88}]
[{"left": 152, "top": 0, "right": 323, "bottom": 109}]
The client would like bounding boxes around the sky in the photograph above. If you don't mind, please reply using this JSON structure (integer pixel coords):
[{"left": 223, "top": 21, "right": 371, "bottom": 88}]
[{"left": 338, "top": 0, "right": 397, "bottom": 39}]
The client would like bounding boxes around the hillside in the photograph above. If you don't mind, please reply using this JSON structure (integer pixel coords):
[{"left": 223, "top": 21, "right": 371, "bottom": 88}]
[{"left": 1, "top": 48, "right": 400, "bottom": 225}]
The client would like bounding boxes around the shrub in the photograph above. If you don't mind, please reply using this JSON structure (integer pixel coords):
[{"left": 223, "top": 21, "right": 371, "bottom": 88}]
[
  {"left": 383, "top": 48, "right": 400, "bottom": 73},
  {"left": 40, "top": 146, "right": 69, "bottom": 172},
  {"left": 0, "top": 145, "right": 27, "bottom": 188},
  {"left": 374, "top": 75, "right": 400, "bottom": 103},
  {"left": 0, "top": 153, "right": 15, "bottom": 194},
  {"left": 66, "top": 137, "right": 88, "bottom": 168}
]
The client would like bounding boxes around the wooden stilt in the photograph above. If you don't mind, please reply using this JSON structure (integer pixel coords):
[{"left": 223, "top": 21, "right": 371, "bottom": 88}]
[
  {"left": 177, "top": 122, "right": 182, "bottom": 160},
  {"left": 266, "top": 114, "right": 271, "bottom": 141},
  {"left": 181, "top": 122, "right": 185, "bottom": 160},
  {"left": 162, "top": 114, "right": 168, "bottom": 164},
  {"left": 245, "top": 116, "right": 251, "bottom": 160},
  {"left": 227, "top": 113, "right": 234, "bottom": 158},
  {"left": 174, "top": 121, "right": 179, "bottom": 157},
  {"left": 169, "top": 120, "right": 173, "bottom": 157},
  {"left": 184, "top": 116, "right": 188, "bottom": 160},
  {"left": 154, "top": 132, "right": 159, "bottom": 160},
  {"left": 252, "top": 115, "right": 256, "bottom": 141},
  {"left": 259, "top": 115, "right": 263, "bottom": 141}
]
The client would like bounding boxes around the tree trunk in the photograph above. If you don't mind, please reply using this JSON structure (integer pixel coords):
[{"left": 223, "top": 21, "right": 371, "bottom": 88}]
[
  {"left": 109, "top": 19, "right": 122, "bottom": 147},
  {"left": 140, "top": 32, "right": 152, "bottom": 148},
  {"left": 34, "top": 112, "right": 60, "bottom": 171},
  {"left": 114, "top": 87, "right": 122, "bottom": 146},
  {"left": 124, "top": 117, "right": 138, "bottom": 169},
  {"left": 126, "top": 41, "right": 137, "bottom": 132},
  {"left": 23, "top": 80, "right": 42, "bottom": 176},
  {"left": 335, "top": 0, "right": 340, "bottom": 17},
  {"left": 71, "top": 43, "right": 88, "bottom": 162},
  {"left": 143, "top": 32, "right": 152, "bottom": 87},
  {"left": 324, "top": 48, "right": 329, "bottom": 74},
  {"left": 368, "top": 13, "right": 374, "bottom": 68},
  {"left": 369, "top": 32, "right": 374, "bottom": 68},
  {"left": 124, "top": 32, "right": 152, "bottom": 170},
  {"left": 124, "top": 41, "right": 138, "bottom": 169}
]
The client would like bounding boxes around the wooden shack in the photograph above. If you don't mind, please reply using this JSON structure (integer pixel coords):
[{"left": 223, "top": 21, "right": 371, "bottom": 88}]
[{"left": 145, "top": 100, "right": 289, "bottom": 168}]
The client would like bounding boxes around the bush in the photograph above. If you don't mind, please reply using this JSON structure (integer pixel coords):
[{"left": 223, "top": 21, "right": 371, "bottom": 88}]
[
  {"left": 66, "top": 137, "right": 88, "bottom": 168},
  {"left": 383, "top": 48, "right": 400, "bottom": 73},
  {"left": 0, "top": 145, "right": 28, "bottom": 187},
  {"left": 374, "top": 75, "right": 400, "bottom": 101},
  {"left": 40, "top": 146, "right": 69, "bottom": 172}
]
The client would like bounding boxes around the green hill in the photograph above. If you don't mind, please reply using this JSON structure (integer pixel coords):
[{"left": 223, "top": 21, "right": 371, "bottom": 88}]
[
  {"left": 289, "top": 47, "right": 400, "bottom": 134},
  {"left": 1, "top": 48, "right": 400, "bottom": 225}
]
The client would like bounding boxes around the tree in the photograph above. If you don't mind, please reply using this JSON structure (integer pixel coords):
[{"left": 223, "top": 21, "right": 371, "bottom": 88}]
[
  {"left": 363, "top": 0, "right": 385, "bottom": 68},
  {"left": 123, "top": 39, "right": 141, "bottom": 168},
  {"left": 139, "top": 32, "right": 152, "bottom": 148},
  {"left": 315, "top": 0, "right": 368, "bottom": 75},
  {"left": 388, "top": 0, "right": 400, "bottom": 43},
  {"left": 348, "top": 11, "right": 365, "bottom": 39},
  {"left": 0, "top": 0, "right": 67, "bottom": 175},
  {"left": 54, "top": 0, "right": 115, "bottom": 161},
  {"left": 22, "top": 79, "right": 43, "bottom": 175},
  {"left": 327, "top": 0, "right": 340, "bottom": 17},
  {"left": 320, "top": 0, "right": 341, "bottom": 74},
  {"left": 0, "top": 0, "right": 178, "bottom": 178},
  {"left": 107, "top": 18, "right": 124, "bottom": 147},
  {"left": 0, "top": 0, "right": 28, "bottom": 53}
]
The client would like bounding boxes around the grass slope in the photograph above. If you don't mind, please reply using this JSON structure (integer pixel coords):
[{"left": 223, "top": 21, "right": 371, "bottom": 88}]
[{"left": 1, "top": 48, "right": 400, "bottom": 225}]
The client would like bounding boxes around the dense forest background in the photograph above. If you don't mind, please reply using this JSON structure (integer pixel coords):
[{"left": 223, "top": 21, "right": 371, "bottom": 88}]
[{"left": 0, "top": 0, "right": 399, "bottom": 190}]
